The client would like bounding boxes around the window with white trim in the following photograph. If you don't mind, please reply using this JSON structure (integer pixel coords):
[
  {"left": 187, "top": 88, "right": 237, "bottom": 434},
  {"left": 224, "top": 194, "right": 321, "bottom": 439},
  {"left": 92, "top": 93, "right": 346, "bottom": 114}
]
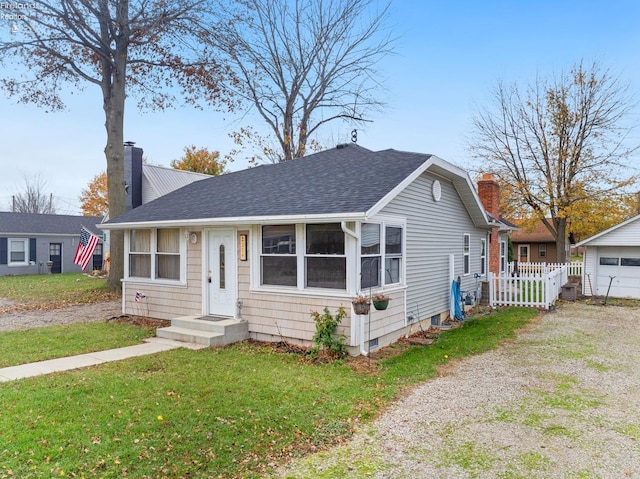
[
  {"left": 156, "top": 229, "right": 180, "bottom": 280},
  {"left": 261, "top": 225, "right": 297, "bottom": 286},
  {"left": 305, "top": 223, "right": 346, "bottom": 289},
  {"left": 500, "top": 240, "right": 507, "bottom": 273},
  {"left": 129, "top": 230, "right": 151, "bottom": 278},
  {"left": 260, "top": 223, "right": 346, "bottom": 289},
  {"left": 360, "top": 223, "right": 404, "bottom": 289},
  {"left": 480, "top": 239, "right": 486, "bottom": 275},
  {"left": 128, "top": 228, "right": 182, "bottom": 281},
  {"left": 361, "top": 223, "right": 381, "bottom": 289},
  {"left": 9, "top": 238, "right": 28, "bottom": 266},
  {"left": 463, "top": 233, "right": 470, "bottom": 275},
  {"left": 385, "top": 226, "right": 402, "bottom": 284}
]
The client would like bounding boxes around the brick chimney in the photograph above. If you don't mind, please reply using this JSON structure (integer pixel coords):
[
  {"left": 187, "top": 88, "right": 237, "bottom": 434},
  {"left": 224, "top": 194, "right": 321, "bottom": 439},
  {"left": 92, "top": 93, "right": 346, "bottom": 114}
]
[
  {"left": 477, "top": 173, "right": 500, "bottom": 220},
  {"left": 477, "top": 173, "right": 501, "bottom": 276}
]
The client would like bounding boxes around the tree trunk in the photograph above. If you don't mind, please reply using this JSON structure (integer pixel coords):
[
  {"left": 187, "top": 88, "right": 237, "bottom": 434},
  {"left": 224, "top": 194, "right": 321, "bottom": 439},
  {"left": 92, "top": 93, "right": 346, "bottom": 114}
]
[
  {"left": 104, "top": 58, "right": 128, "bottom": 290},
  {"left": 555, "top": 218, "right": 568, "bottom": 263}
]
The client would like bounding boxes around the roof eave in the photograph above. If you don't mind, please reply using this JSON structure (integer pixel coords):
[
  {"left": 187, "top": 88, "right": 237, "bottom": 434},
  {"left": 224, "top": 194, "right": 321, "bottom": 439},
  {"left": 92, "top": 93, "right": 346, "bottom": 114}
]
[{"left": 98, "top": 212, "right": 367, "bottom": 230}]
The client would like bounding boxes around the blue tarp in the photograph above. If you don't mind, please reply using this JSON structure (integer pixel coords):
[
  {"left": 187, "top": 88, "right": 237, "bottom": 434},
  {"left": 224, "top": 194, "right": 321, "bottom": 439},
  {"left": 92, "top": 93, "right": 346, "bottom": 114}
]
[{"left": 450, "top": 280, "right": 465, "bottom": 321}]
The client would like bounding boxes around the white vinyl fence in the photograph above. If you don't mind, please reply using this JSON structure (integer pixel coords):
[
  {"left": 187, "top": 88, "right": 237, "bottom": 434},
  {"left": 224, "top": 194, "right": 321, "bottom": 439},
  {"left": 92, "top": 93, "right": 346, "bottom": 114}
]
[
  {"left": 489, "top": 264, "right": 570, "bottom": 309},
  {"left": 508, "top": 261, "right": 583, "bottom": 277}
]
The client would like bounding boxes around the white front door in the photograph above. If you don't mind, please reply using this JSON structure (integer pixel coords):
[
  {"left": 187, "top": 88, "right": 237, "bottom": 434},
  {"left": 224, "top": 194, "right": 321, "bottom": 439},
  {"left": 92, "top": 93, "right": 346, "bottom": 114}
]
[{"left": 207, "top": 229, "right": 237, "bottom": 317}]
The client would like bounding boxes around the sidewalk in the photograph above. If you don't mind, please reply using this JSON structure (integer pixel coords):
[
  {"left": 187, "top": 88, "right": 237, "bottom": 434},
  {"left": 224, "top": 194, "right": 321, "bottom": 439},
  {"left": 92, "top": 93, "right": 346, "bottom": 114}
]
[{"left": 0, "top": 338, "right": 206, "bottom": 382}]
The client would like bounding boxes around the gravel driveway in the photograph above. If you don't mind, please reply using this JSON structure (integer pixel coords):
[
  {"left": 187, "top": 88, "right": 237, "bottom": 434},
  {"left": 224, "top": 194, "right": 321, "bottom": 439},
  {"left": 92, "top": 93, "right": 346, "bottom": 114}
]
[{"left": 279, "top": 302, "right": 640, "bottom": 478}]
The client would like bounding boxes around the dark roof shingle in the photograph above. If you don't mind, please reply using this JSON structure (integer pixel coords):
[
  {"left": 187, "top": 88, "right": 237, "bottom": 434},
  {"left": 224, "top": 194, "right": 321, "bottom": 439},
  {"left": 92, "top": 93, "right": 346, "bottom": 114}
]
[
  {"left": 107, "top": 145, "right": 432, "bottom": 225},
  {"left": 0, "top": 212, "right": 103, "bottom": 236}
]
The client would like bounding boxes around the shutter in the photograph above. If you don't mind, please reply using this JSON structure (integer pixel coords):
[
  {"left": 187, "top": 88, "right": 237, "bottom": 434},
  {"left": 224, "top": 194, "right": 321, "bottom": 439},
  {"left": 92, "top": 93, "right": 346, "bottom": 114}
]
[
  {"left": 0, "top": 238, "right": 6, "bottom": 265},
  {"left": 30, "top": 238, "right": 37, "bottom": 263}
]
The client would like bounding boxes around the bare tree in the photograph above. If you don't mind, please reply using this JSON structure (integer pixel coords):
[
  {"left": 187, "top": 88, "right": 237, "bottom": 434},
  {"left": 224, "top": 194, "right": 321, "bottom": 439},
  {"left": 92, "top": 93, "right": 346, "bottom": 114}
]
[
  {"left": 469, "top": 60, "right": 639, "bottom": 263},
  {"left": 0, "top": 1, "right": 231, "bottom": 289},
  {"left": 12, "top": 175, "right": 57, "bottom": 214},
  {"left": 209, "top": 0, "right": 393, "bottom": 163}
]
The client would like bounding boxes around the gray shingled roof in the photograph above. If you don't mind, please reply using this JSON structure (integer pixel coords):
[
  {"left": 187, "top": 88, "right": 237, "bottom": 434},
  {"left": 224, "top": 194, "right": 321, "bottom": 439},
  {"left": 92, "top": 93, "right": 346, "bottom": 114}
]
[
  {"left": 0, "top": 212, "right": 103, "bottom": 236},
  {"left": 106, "top": 145, "right": 433, "bottom": 225}
]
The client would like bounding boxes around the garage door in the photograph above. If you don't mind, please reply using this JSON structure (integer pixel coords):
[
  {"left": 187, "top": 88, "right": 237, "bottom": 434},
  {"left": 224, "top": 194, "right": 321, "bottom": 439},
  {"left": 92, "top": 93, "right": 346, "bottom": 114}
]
[{"left": 597, "top": 247, "right": 640, "bottom": 299}]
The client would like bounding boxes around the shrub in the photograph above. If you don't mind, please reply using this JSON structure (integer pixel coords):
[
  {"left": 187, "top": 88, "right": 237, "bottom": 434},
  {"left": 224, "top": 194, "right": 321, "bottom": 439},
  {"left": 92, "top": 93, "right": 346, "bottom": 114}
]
[{"left": 310, "top": 306, "right": 347, "bottom": 360}]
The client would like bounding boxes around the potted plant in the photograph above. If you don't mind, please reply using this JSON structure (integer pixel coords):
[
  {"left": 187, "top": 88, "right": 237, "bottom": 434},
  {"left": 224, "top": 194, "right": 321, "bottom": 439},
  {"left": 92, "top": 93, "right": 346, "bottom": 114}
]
[
  {"left": 352, "top": 295, "right": 371, "bottom": 315},
  {"left": 372, "top": 293, "right": 390, "bottom": 310}
]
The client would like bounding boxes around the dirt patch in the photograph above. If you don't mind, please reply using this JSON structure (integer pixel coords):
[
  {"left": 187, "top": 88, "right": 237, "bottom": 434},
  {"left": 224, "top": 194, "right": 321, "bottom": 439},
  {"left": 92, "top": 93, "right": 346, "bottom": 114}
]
[{"left": 108, "top": 314, "right": 170, "bottom": 329}]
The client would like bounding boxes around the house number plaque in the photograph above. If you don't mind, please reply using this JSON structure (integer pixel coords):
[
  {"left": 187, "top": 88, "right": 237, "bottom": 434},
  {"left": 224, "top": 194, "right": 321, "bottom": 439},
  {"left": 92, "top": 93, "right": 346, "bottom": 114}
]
[{"left": 239, "top": 234, "right": 247, "bottom": 261}]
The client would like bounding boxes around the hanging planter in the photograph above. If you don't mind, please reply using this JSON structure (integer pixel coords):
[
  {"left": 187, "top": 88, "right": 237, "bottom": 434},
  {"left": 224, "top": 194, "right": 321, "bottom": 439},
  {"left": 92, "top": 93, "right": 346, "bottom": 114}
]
[
  {"left": 373, "top": 294, "right": 390, "bottom": 311},
  {"left": 352, "top": 296, "right": 371, "bottom": 315}
]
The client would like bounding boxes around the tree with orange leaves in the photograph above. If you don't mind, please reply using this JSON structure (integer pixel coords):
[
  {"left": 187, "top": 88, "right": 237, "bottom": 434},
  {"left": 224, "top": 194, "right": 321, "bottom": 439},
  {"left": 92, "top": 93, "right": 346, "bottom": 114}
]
[
  {"left": 170, "top": 146, "right": 228, "bottom": 176},
  {"left": 80, "top": 172, "right": 109, "bottom": 217}
]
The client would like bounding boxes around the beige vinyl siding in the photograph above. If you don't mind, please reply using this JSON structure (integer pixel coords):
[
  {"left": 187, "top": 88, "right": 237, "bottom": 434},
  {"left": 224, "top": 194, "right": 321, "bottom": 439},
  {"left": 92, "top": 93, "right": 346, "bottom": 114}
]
[
  {"left": 379, "top": 171, "right": 488, "bottom": 322},
  {"left": 122, "top": 230, "right": 203, "bottom": 320}
]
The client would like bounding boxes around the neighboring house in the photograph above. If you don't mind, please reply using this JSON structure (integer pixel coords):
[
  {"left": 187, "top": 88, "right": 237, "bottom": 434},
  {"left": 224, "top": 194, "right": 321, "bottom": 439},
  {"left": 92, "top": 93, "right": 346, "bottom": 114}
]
[
  {"left": 0, "top": 212, "right": 103, "bottom": 275},
  {"left": 510, "top": 219, "right": 567, "bottom": 264},
  {"left": 101, "top": 144, "right": 508, "bottom": 355},
  {"left": 576, "top": 214, "right": 640, "bottom": 299}
]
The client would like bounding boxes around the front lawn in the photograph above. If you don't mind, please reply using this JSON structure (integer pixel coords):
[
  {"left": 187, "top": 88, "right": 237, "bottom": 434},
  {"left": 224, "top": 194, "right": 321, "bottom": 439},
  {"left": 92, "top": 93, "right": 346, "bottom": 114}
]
[
  {"left": 0, "top": 307, "right": 539, "bottom": 478},
  {"left": 0, "top": 322, "right": 157, "bottom": 368},
  {"left": 0, "top": 273, "right": 118, "bottom": 312}
]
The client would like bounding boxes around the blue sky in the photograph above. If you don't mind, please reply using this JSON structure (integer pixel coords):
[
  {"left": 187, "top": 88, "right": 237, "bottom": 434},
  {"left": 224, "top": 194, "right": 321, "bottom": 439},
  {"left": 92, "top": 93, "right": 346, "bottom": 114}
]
[{"left": 1, "top": 0, "right": 639, "bottom": 214}]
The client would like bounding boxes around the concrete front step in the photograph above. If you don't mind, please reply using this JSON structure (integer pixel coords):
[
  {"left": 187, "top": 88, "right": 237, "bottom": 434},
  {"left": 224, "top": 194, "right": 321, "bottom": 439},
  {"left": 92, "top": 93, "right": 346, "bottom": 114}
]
[{"left": 156, "top": 316, "right": 249, "bottom": 347}]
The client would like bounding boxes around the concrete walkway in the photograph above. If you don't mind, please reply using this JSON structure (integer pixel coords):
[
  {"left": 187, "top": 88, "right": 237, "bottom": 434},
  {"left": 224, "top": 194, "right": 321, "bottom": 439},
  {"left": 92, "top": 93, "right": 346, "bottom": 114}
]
[{"left": 0, "top": 338, "right": 206, "bottom": 382}]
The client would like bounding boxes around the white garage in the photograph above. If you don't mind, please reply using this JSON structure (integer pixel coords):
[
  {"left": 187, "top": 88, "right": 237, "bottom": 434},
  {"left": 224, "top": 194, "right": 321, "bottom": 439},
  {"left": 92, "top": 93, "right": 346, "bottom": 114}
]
[{"left": 577, "top": 215, "right": 640, "bottom": 299}]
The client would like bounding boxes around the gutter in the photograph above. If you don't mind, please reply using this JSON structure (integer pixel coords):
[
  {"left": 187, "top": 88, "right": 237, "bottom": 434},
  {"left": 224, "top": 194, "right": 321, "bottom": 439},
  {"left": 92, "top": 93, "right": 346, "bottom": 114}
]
[{"left": 341, "top": 222, "right": 369, "bottom": 357}]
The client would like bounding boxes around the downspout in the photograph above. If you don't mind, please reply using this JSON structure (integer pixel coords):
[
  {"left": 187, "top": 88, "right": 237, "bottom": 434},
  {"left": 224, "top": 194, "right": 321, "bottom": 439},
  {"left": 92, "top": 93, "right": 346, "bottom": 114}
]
[{"left": 341, "top": 221, "right": 369, "bottom": 356}]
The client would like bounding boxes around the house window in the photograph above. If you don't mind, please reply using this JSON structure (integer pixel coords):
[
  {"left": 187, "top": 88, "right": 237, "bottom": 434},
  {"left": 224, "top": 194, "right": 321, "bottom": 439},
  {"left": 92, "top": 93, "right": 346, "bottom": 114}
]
[
  {"left": 261, "top": 225, "right": 297, "bottom": 286},
  {"left": 385, "top": 226, "right": 402, "bottom": 284},
  {"left": 9, "top": 238, "right": 28, "bottom": 265},
  {"left": 156, "top": 228, "right": 180, "bottom": 280},
  {"left": 463, "top": 234, "right": 470, "bottom": 275},
  {"left": 129, "top": 228, "right": 182, "bottom": 281},
  {"left": 360, "top": 223, "right": 404, "bottom": 288},
  {"left": 539, "top": 244, "right": 547, "bottom": 258},
  {"left": 500, "top": 240, "right": 507, "bottom": 273},
  {"left": 129, "top": 230, "right": 151, "bottom": 278},
  {"left": 480, "top": 239, "right": 486, "bottom": 275},
  {"left": 305, "top": 223, "right": 346, "bottom": 289},
  {"left": 361, "top": 223, "right": 381, "bottom": 289}
]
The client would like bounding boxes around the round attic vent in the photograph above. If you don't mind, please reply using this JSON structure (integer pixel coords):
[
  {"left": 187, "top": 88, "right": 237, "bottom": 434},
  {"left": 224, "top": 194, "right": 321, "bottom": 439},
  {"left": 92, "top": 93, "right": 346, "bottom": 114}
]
[{"left": 432, "top": 180, "right": 442, "bottom": 201}]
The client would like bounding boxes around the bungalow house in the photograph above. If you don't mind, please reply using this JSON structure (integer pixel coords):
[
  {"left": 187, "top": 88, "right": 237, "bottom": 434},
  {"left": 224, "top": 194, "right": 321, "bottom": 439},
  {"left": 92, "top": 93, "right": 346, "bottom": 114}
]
[
  {"left": 0, "top": 212, "right": 103, "bottom": 275},
  {"left": 100, "top": 145, "right": 507, "bottom": 355},
  {"left": 510, "top": 219, "right": 567, "bottom": 264},
  {"left": 576, "top": 214, "right": 640, "bottom": 299}
]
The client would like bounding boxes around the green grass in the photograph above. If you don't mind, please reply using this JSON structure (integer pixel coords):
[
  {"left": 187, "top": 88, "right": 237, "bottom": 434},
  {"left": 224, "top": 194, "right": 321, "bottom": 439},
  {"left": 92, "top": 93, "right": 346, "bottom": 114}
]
[
  {"left": 0, "top": 322, "right": 157, "bottom": 368},
  {"left": 0, "top": 307, "right": 539, "bottom": 478},
  {"left": 0, "top": 273, "right": 117, "bottom": 311}
]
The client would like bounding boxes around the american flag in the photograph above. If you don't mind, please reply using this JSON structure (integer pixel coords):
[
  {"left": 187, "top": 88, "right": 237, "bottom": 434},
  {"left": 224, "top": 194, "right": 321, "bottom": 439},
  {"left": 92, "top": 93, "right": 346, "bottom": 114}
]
[{"left": 73, "top": 226, "right": 100, "bottom": 271}]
